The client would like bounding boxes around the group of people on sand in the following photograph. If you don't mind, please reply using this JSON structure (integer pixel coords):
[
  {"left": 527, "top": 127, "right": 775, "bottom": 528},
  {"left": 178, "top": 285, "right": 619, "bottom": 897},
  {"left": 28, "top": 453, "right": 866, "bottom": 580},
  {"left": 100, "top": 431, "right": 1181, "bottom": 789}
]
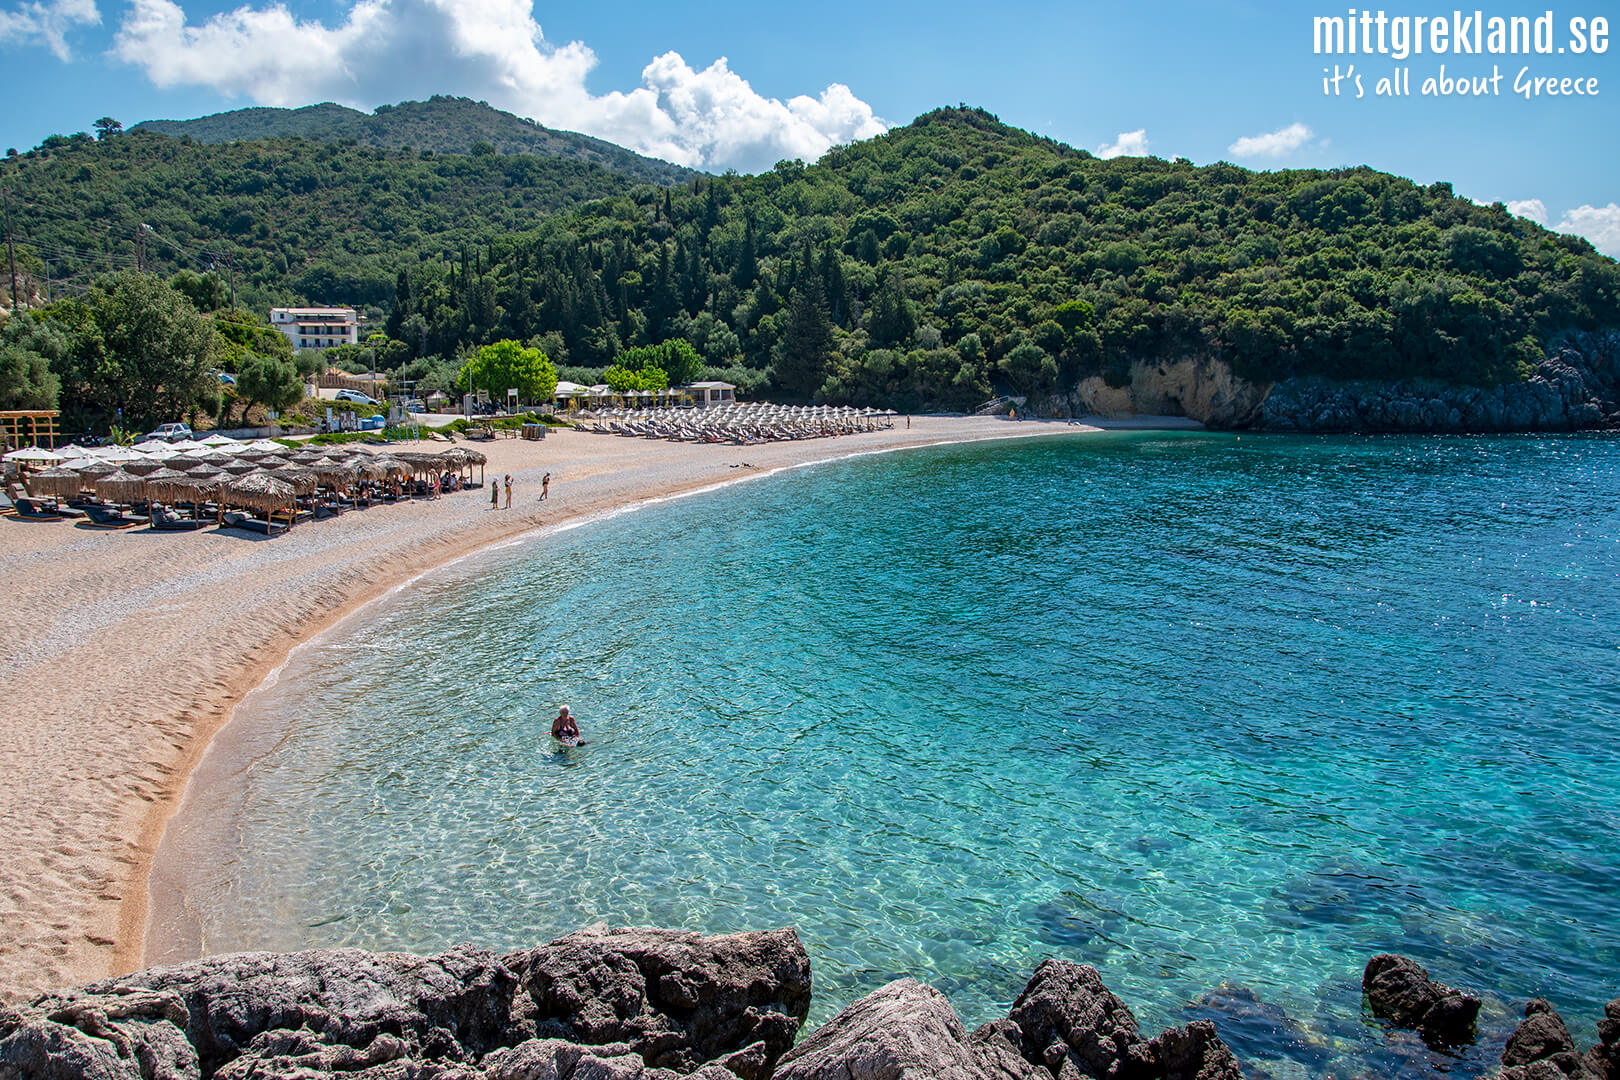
[{"left": 490, "top": 472, "right": 552, "bottom": 510}]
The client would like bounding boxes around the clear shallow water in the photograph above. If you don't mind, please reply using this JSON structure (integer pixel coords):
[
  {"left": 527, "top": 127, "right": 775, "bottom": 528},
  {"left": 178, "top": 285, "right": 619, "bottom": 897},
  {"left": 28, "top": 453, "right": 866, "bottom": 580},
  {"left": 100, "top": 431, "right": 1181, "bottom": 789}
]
[{"left": 171, "top": 432, "right": 1620, "bottom": 1078}]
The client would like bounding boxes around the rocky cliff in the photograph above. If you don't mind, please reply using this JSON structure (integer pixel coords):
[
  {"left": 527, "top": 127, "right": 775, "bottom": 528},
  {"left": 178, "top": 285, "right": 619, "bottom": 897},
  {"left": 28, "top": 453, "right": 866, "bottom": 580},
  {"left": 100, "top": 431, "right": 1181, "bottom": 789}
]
[
  {"left": 6, "top": 933, "right": 1617, "bottom": 1080},
  {"left": 0, "top": 927, "right": 1245, "bottom": 1080},
  {"left": 1056, "top": 334, "right": 1620, "bottom": 434}
]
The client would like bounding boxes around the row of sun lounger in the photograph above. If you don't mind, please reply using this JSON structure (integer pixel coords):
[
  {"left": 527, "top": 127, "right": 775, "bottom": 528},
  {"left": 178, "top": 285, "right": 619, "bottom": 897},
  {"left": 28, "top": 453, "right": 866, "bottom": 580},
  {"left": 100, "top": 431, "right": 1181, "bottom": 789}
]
[{"left": 582, "top": 405, "right": 895, "bottom": 444}]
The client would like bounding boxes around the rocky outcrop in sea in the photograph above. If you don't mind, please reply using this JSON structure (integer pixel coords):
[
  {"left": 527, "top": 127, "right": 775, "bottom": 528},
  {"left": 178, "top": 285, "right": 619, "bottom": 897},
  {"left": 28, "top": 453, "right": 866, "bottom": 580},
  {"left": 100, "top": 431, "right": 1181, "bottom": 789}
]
[
  {"left": 4, "top": 931, "right": 1617, "bottom": 1080},
  {"left": 1057, "top": 333, "right": 1620, "bottom": 433}
]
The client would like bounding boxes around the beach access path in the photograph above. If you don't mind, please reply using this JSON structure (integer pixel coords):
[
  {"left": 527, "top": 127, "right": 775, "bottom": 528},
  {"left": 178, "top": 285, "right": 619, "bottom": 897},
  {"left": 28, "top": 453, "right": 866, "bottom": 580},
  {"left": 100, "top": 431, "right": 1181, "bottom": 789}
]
[{"left": 0, "top": 414, "right": 1191, "bottom": 1002}]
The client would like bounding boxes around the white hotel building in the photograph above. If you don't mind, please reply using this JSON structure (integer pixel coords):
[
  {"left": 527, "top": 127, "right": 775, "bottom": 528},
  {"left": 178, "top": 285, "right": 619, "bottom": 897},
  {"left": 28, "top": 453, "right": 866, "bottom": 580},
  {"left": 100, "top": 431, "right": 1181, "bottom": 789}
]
[{"left": 271, "top": 307, "right": 360, "bottom": 351}]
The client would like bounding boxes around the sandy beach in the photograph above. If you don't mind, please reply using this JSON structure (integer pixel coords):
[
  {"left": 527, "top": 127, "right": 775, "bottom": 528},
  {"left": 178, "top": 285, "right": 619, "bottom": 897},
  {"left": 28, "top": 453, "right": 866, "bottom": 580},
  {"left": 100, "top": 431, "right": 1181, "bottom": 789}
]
[{"left": 0, "top": 414, "right": 1198, "bottom": 1002}]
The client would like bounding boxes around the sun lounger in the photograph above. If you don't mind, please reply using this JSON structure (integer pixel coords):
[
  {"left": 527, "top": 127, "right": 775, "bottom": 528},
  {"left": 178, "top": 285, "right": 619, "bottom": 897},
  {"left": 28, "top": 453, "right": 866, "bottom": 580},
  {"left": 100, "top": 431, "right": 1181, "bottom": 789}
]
[
  {"left": 149, "top": 506, "right": 209, "bottom": 531},
  {"left": 8, "top": 495, "right": 65, "bottom": 520},
  {"left": 83, "top": 503, "right": 144, "bottom": 529},
  {"left": 221, "top": 510, "right": 287, "bottom": 535}
]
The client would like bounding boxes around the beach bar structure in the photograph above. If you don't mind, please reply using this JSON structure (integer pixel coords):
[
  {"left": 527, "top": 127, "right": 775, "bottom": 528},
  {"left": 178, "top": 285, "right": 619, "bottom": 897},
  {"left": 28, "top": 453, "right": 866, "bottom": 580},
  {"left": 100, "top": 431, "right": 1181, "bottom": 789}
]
[
  {"left": 686, "top": 382, "right": 736, "bottom": 409},
  {"left": 0, "top": 410, "right": 60, "bottom": 451}
]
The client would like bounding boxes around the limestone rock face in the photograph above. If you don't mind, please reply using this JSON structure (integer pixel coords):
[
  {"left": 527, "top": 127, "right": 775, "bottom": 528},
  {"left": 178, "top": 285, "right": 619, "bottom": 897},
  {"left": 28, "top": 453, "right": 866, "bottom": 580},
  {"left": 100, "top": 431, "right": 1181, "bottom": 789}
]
[
  {"left": 1361, "top": 954, "right": 1480, "bottom": 1047},
  {"left": 503, "top": 926, "right": 811, "bottom": 1076},
  {"left": 1069, "top": 357, "right": 1270, "bottom": 428},
  {"left": 772, "top": 979, "right": 1043, "bottom": 1080},
  {"left": 1059, "top": 332, "right": 1620, "bottom": 433}
]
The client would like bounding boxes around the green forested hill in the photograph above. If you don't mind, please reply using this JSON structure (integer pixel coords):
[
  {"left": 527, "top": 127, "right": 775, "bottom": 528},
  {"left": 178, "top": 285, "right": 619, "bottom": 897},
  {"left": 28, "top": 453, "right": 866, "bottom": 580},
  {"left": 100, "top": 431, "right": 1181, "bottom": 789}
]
[
  {"left": 0, "top": 126, "right": 666, "bottom": 312},
  {"left": 5, "top": 106, "right": 1618, "bottom": 415},
  {"left": 131, "top": 97, "right": 697, "bottom": 186},
  {"left": 389, "top": 107, "right": 1620, "bottom": 407}
]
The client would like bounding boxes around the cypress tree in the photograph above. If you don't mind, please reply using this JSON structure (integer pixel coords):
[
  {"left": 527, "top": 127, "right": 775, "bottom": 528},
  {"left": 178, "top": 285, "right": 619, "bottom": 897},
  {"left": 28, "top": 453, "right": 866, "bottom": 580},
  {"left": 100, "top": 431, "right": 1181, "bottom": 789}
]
[{"left": 773, "top": 274, "right": 833, "bottom": 400}]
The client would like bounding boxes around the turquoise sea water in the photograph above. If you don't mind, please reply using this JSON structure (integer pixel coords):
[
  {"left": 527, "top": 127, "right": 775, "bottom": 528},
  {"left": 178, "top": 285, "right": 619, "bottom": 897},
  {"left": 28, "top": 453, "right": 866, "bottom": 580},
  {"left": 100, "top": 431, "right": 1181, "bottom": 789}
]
[{"left": 171, "top": 432, "right": 1620, "bottom": 1077}]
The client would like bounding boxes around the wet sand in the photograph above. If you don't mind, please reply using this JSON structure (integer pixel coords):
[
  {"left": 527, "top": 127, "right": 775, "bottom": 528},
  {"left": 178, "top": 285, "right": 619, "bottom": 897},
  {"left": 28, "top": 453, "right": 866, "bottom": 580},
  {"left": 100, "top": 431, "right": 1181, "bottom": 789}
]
[{"left": 0, "top": 415, "right": 1196, "bottom": 999}]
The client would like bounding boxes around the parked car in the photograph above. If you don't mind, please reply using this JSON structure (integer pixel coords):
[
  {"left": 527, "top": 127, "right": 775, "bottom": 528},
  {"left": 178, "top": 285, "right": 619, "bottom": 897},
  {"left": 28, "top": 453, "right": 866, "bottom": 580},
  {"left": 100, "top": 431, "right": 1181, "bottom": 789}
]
[
  {"left": 396, "top": 398, "right": 426, "bottom": 413},
  {"left": 334, "top": 389, "right": 378, "bottom": 405},
  {"left": 135, "top": 422, "right": 193, "bottom": 444}
]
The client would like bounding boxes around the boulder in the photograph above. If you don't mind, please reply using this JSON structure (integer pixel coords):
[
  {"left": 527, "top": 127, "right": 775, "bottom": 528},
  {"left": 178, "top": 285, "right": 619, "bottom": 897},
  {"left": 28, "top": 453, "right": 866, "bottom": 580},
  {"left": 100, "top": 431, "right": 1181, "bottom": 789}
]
[
  {"left": 996, "top": 961, "right": 1244, "bottom": 1080},
  {"left": 1144, "top": 1021, "right": 1242, "bottom": 1080},
  {"left": 212, "top": 1028, "right": 482, "bottom": 1079},
  {"left": 503, "top": 926, "right": 810, "bottom": 1075},
  {"left": 772, "top": 979, "right": 1042, "bottom": 1080},
  {"left": 1585, "top": 998, "right": 1620, "bottom": 1080},
  {"left": 480, "top": 1038, "right": 739, "bottom": 1080},
  {"left": 82, "top": 944, "right": 521, "bottom": 1075},
  {"left": 0, "top": 986, "right": 199, "bottom": 1080},
  {"left": 1361, "top": 954, "right": 1479, "bottom": 1046},
  {"left": 1499, "top": 998, "right": 1597, "bottom": 1080},
  {"left": 1002, "top": 959, "right": 1151, "bottom": 1080}
]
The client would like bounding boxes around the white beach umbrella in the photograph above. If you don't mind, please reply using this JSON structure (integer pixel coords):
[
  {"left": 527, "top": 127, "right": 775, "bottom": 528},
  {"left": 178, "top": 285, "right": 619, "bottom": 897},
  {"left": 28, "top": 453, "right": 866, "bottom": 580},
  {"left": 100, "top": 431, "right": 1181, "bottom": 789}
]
[
  {"left": 2, "top": 446, "right": 63, "bottom": 464},
  {"left": 200, "top": 434, "right": 240, "bottom": 447},
  {"left": 166, "top": 439, "right": 209, "bottom": 452},
  {"left": 94, "top": 445, "right": 145, "bottom": 463},
  {"left": 246, "top": 438, "right": 287, "bottom": 453}
]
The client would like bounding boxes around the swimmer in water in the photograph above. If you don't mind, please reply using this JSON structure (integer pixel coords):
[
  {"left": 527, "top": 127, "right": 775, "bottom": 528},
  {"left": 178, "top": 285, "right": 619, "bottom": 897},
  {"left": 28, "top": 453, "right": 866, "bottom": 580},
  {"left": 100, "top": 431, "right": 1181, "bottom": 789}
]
[{"left": 552, "top": 705, "right": 580, "bottom": 746}]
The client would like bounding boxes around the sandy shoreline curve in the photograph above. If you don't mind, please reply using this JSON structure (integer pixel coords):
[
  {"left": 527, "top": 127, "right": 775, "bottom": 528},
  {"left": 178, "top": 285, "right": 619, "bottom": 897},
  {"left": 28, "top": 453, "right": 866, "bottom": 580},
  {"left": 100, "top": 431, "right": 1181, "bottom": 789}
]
[{"left": 0, "top": 414, "right": 1198, "bottom": 1000}]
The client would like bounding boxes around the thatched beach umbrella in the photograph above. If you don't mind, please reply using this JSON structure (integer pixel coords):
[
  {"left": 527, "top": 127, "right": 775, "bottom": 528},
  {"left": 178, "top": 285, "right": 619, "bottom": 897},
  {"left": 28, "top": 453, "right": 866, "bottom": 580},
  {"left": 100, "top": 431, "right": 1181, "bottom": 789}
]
[
  {"left": 223, "top": 472, "right": 297, "bottom": 519},
  {"left": 460, "top": 447, "right": 487, "bottom": 485},
  {"left": 371, "top": 455, "right": 410, "bottom": 479},
  {"left": 310, "top": 459, "right": 358, "bottom": 488},
  {"left": 93, "top": 469, "right": 147, "bottom": 504},
  {"left": 353, "top": 458, "right": 387, "bottom": 482},
  {"left": 392, "top": 451, "right": 441, "bottom": 475},
  {"left": 121, "top": 458, "right": 165, "bottom": 476},
  {"left": 72, "top": 459, "right": 117, "bottom": 479},
  {"left": 271, "top": 465, "right": 319, "bottom": 495},
  {"left": 186, "top": 464, "right": 226, "bottom": 481},
  {"left": 222, "top": 459, "right": 258, "bottom": 475},
  {"left": 146, "top": 469, "right": 216, "bottom": 504},
  {"left": 23, "top": 467, "right": 86, "bottom": 500}
]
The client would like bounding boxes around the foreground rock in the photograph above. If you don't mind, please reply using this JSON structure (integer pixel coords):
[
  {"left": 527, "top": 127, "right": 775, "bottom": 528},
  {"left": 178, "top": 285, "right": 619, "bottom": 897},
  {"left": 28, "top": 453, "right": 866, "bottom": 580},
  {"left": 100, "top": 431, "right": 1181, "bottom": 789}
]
[
  {"left": 768, "top": 958, "right": 1243, "bottom": 1080},
  {"left": 1498, "top": 996, "right": 1620, "bottom": 1080},
  {"left": 0, "top": 927, "right": 809, "bottom": 1080},
  {"left": 773, "top": 979, "right": 1041, "bottom": 1080},
  {"left": 1361, "top": 954, "right": 1480, "bottom": 1047},
  {"left": 505, "top": 925, "right": 811, "bottom": 1076},
  {"left": 998, "top": 960, "right": 1240, "bottom": 1080}
]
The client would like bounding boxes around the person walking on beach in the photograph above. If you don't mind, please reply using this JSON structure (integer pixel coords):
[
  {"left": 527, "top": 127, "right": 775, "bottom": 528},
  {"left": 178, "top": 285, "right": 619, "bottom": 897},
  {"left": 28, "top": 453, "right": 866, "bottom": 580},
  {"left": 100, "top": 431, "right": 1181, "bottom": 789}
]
[
  {"left": 491, "top": 480, "right": 500, "bottom": 510},
  {"left": 552, "top": 705, "right": 580, "bottom": 746},
  {"left": 541, "top": 472, "right": 550, "bottom": 501},
  {"left": 504, "top": 474, "right": 513, "bottom": 509}
]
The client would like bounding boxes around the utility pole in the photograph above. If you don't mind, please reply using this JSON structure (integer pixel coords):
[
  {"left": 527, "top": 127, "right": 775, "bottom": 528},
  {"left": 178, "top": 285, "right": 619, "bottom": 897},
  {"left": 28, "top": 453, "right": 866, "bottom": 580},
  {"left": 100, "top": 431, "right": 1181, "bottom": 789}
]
[{"left": 3, "top": 188, "right": 18, "bottom": 313}]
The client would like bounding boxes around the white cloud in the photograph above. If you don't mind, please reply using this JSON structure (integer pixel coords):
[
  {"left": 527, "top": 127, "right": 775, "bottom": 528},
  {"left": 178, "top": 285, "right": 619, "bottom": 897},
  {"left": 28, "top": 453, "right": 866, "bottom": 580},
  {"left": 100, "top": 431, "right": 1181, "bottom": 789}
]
[
  {"left": 1555, "top": 203, "right": 1620, "bottom": 259},
  {"left": 1228, "top": 122, "right": 1313, "bottom": 159},
  {"left": 0, "top": 0, "right": 98, "bottom": 60},
  {"left": 1506, "top": 198, "right": 1549, "bottom": 225},
  {"left": 1096, "top": 129, "right": 1148, "bottom": 159},
  {"left": 109, "top": 0, "right": 886, "bottom": 172}
]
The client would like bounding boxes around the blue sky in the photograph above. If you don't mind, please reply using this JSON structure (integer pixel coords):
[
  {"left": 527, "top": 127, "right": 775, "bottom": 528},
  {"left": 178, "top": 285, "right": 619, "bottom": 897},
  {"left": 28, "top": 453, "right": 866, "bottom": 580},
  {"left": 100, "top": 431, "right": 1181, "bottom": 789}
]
[{"left": 2, "top": 0, "right": 1617, "bottom": 252}]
